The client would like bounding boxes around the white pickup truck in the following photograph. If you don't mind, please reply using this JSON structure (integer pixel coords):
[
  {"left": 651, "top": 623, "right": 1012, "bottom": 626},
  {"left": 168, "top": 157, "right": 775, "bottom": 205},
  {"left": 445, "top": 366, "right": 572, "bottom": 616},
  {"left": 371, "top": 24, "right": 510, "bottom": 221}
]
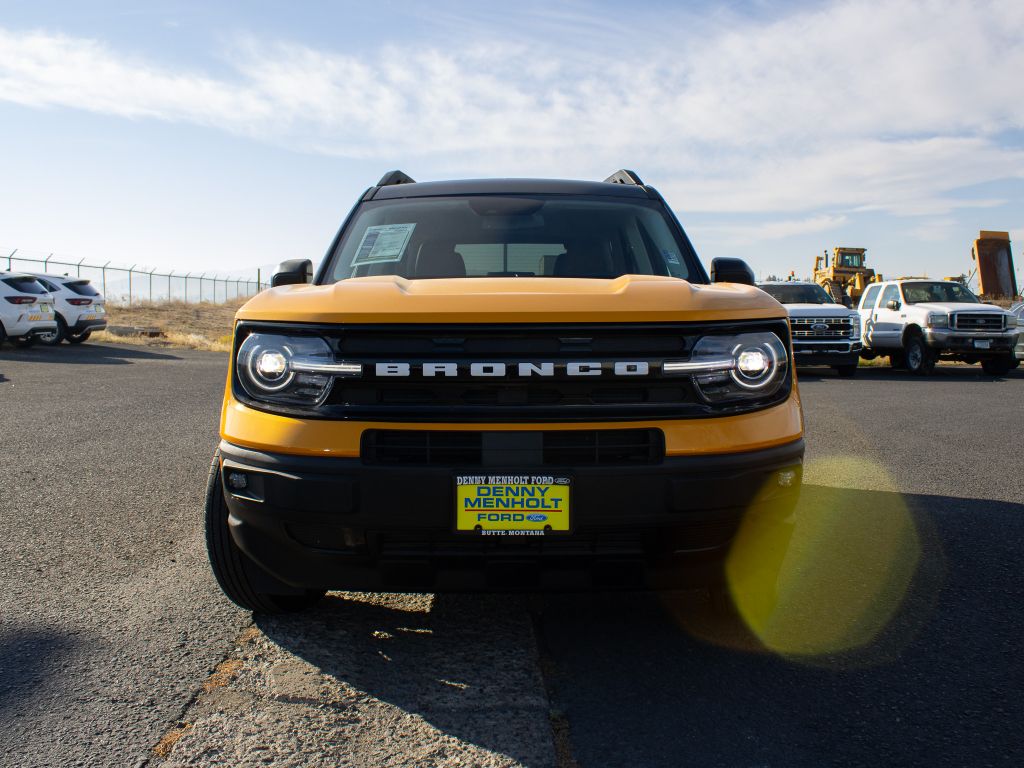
[
  {"left": 758, "top": 281, "right": 861, "bottom": 377},
  {"left": 857, "top": 279, "right": 1019, "bottom": 375}
]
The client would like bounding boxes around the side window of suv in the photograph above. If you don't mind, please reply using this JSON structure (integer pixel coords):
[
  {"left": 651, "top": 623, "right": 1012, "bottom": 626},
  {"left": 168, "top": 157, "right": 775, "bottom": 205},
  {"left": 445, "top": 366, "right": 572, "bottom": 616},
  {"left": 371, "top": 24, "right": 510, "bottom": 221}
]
[
  {"left": 860, "top": 284, "right": 881, "bottom": 310},
  {"left": 879, "top": 284, "right": 900, "bottom": 308}
]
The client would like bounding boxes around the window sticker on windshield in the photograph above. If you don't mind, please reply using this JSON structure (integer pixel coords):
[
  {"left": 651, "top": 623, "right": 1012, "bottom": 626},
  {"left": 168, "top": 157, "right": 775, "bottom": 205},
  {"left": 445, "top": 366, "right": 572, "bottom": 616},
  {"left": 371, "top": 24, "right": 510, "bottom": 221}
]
[
  {"left": 661, "top": 249, "right": 681, "bottom": 265},
  {"left": 351, "top": 223, "right": 416, "bottom": 266}
]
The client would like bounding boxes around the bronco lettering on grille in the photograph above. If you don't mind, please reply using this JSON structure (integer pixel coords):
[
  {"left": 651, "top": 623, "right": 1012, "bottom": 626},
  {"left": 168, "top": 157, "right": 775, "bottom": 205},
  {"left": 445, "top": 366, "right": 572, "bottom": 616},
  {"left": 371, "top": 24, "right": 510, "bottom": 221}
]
[{"left": 374, "top": 362, "right": 651, "bottom": 377}]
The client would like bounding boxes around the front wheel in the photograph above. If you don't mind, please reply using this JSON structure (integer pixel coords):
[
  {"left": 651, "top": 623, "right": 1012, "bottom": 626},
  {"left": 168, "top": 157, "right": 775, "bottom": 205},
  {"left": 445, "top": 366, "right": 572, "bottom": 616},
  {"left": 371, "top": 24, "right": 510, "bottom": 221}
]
[
  {"left": 981, "top": 357, "right": 1013, "bottom": 376},
  {"left": 904, "top": 335, "right": 935, "bottom": 375},
  {"left": 205, "top": 450, "right": 325, "bottom": 613}
]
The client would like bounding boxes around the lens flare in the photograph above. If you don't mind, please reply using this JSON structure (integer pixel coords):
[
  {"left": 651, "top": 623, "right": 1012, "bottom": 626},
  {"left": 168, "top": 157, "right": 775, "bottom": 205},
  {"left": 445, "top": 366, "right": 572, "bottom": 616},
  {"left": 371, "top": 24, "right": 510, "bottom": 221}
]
[
  {"left": 727, "top": 456, "right": 923, "bottom": 661},
  {"left": 667, "top": 454, "right": 935, "bottom": 667}
]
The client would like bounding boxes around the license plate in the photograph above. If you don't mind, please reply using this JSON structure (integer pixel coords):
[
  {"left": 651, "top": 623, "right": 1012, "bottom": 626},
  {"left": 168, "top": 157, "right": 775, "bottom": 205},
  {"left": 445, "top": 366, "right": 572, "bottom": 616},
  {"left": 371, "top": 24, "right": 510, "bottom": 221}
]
[
  {"left": 455, "top": 474, "right": 571, "bottom": 535},
  {"left": 974, "top": 339, "right": 991, "bottom": 349}
]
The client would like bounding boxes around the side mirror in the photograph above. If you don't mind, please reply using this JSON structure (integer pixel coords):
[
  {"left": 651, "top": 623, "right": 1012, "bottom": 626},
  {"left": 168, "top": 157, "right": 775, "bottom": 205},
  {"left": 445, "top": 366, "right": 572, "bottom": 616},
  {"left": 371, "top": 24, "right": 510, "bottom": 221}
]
[
  {"left": 710, "top": 258, "right": 756, "bottom": 286},
  {"left": 272, "top": 259, "right": 313, "bottom": 287},
  {"left": 886, "top": 299, "right": 901, "bottom": 311}
]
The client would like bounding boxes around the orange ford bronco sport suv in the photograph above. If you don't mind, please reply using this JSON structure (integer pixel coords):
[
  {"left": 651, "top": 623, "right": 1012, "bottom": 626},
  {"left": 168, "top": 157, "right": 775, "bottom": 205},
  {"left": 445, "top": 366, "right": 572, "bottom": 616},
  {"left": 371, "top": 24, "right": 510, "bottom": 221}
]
[{"left": 205, "top": 170, "right": 804, "bottom": 612}]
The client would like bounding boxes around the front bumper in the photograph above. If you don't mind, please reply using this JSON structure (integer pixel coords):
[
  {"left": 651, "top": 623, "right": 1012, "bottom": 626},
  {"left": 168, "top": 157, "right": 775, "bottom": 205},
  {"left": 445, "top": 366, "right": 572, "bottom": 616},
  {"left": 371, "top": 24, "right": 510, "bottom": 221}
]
[
  {"left": 218, "top": 437, "right": 805, "bottom": 592},
  {"left": 792, "top": 340, "right": 861, "bottom": 367},
  {"left": 923, "top": 327, "right": 1018, "bottom": 355}
]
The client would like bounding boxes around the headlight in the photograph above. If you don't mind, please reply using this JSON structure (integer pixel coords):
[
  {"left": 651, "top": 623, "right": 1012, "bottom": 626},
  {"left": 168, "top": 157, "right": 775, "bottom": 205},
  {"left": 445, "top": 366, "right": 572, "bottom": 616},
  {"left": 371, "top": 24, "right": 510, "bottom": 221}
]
[
  {"left": 663, "top": 331, "right": 788, "bottom": 403},
  {"left": 1007, "top": 314, "right": 1018, "bottom": 329},
  {"left": 926, "top": 312, "right": 948, "bottom": 328},
  {"left": 849, "top": 317, "right": 861, "bottom": 339},
  {"left": 236, "top": 332, "right": 360, "bottom": 405}
]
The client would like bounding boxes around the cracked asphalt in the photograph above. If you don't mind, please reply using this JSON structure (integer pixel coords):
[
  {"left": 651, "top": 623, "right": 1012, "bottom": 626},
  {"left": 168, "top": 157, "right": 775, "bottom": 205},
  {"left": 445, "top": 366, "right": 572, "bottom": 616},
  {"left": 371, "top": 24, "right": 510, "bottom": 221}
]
[{"left": 1, "top": 343, "right": 1022, "bottom": 767}]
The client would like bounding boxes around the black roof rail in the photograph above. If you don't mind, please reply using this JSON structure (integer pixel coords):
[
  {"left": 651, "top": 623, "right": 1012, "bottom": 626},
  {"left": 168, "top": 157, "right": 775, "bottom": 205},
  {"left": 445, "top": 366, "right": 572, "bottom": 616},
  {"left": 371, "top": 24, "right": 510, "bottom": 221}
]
[
  {"left": 603, "top": 169, "right": 644, "bottom": 186},
  {"left": 377, "top": 170, "right": 416, "bottom": 187}
]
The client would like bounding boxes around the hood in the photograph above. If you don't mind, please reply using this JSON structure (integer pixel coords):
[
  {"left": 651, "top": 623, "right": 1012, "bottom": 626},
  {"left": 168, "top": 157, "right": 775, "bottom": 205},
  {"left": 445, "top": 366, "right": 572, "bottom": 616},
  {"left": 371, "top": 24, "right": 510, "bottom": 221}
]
[
  {"left": 236, "top": 275, "right": 786, "bottom": 324},
  {"left": 912, "top": 302, "right": 1007, "bottom": 313},
  {"left": 782, "top": 303, "right": 855, "bottom": 317}
]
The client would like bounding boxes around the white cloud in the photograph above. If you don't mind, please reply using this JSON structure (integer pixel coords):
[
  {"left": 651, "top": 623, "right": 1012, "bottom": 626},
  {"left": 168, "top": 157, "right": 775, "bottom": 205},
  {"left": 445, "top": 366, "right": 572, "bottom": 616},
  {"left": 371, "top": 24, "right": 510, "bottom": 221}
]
[
  {"left": 1, "top": 0, "right": 1023, "bottom": 218},
  {"left": 692, "top": 214, "right": 849, "bottom": 247}
]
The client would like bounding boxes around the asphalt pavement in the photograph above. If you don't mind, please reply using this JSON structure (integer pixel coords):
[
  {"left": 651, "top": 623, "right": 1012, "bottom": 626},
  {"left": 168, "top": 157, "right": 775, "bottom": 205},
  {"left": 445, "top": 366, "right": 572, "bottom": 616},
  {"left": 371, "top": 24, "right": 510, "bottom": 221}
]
[{"left": 1, "top": 343, "right": 1021, "bottom": 767}]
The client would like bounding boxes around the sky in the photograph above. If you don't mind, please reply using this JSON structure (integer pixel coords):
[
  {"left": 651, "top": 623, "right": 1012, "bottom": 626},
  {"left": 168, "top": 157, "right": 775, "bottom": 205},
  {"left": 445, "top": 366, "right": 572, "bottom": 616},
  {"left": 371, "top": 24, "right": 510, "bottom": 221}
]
[{"left": 1, "top": 0, "right": 1022, "bottom": 285}]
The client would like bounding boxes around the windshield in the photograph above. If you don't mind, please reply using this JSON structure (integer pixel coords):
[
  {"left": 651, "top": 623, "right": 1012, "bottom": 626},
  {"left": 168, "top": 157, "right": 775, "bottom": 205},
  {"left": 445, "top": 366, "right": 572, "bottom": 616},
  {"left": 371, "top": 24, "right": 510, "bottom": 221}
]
[
  {"left": 324, "top": 195, "right": 701, "bottom": 282},
  {"left": 758, "top": 283, "right": 835, "bottom": 305},
  {"left": 836, "top": 252, "right": 864, "bottom": 268},
  {"left": 901, "top": 281, "right": 979, "bottom": 304}
]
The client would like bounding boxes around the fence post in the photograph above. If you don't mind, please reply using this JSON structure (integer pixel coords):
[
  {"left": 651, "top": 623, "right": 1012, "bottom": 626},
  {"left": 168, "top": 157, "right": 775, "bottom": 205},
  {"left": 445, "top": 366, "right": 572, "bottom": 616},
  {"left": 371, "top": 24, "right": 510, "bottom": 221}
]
[
  {"left": 102, "top": 261, "right": 110, "bottom": 297},
  {"left": 6, "top": 249, "right": 15, "bottom": 270},
  {"left": 199, "top": 272, "right": 208, "bottom": 303},
  {"left": 184, "top": 273, "right": 191, "bottom": 303},
  {"left": 127, "top": 264, "right": 137, "bottom": 306},
  {"left": 77, "top": 258, "right": 85, "bottom": 277},
  {"left": 149, "top": 269, "right": 156, "bottom": 302},
  {"left": 257, "top": 268, "right": 261, "bottom": 291},
  {"left": 44, "top": 253, "right": 53, "bottom": 271}
]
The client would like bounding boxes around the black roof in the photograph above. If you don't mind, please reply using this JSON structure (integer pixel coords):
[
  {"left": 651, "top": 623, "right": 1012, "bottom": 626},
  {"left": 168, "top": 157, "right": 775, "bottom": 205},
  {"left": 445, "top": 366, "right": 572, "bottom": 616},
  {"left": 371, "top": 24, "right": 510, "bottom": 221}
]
[{"left": 369, "top": 177, "right": 654, "bottom": 201}]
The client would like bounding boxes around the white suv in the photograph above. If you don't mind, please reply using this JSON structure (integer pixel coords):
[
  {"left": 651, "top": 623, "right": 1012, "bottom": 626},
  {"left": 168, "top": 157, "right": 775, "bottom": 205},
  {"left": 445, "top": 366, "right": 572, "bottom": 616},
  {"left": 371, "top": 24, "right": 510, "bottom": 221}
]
[
  {"left": 30, "top": 273, "right": 107, "bottom": 344},
  {"left": 858, "top": 279, "right": 1019, "bottom": 375},
  {"left": 0, "top": 272, "right": 57, "bottom": 348},
  {"left": 757, "top": 281, "right": 861, "bottom": 377}
]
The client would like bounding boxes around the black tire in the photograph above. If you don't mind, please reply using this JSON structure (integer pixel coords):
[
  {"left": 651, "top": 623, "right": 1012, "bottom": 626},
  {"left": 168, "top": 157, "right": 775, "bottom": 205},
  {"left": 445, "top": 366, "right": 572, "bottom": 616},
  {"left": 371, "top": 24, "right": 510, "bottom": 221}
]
[
  {"left": 13, "top": 337, "right": 35, "bottom": 349},
  {"left": 981, "top": 357, "right": 1013, "bottom": 376},
  {"left": 903, "top": 334, "right": 935, "bottom": 375},
  {"left": 67, "top": 330, "right": 91, "bottom": 344},
  {"left": 205, "top": 450, "right": 325, "bottom": 613},
  {"left": 38, "top": 315, "right": 68, "bottom": 346},
  {"left": 835, "top": 364, "right": 858, "bottom": 378}
]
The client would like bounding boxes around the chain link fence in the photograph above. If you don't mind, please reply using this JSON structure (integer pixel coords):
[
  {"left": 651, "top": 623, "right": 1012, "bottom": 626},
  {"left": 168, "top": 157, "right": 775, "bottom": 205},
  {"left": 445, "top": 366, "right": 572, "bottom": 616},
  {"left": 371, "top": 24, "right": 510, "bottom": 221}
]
[{"left": 2, "top": 247, "right": 269, "bottom": 304}]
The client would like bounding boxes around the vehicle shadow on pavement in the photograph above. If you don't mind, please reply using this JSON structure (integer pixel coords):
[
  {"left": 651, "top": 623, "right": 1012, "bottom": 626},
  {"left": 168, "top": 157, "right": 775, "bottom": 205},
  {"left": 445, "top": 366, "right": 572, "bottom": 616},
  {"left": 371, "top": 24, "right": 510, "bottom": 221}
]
[
  {"left": 256, "top": 592, "right": 554, "bottom": 767},
  {"left": 0, "top": 342, "right": 180, "bottom": 365},
  {"left": 0, "top": 627, "right": 81, "bottom": 717},
  {"left": 531, "top": 485, "right": 1024, "bottom": 767}
]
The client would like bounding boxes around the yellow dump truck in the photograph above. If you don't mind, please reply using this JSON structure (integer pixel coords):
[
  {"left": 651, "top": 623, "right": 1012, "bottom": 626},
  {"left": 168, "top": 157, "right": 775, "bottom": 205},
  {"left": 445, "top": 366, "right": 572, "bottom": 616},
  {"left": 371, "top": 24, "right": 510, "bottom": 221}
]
[
  {"left": 972, "top": 231, "right": 1017, "bottom": 299},
  {"left": 813, "top": 247, "right": 878, "bottom": 306}
]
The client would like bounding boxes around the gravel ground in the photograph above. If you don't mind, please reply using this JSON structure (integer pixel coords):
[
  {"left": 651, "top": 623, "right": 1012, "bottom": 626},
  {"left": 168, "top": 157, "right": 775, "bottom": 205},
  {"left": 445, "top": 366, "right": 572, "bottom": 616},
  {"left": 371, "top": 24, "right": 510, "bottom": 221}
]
[{"left": 1, "top": 344, "right": 1021, "bottom": 767}]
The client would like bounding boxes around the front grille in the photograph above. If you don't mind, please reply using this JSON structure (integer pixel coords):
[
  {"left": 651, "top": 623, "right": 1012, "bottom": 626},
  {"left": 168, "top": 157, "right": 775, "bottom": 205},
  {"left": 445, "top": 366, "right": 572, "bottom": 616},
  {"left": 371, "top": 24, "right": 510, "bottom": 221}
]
[
  {"left": 953, "top": 313, "right": 1004, "bottom": 331},
  {"left": 234, "top": 321, "right": 793, "bottom": 421},
  {"left": 789, "top": 316, "right": 854, "bottom": 340},
  {"left": 793, "top": 342, "right": 855, "bottom": 353},
  {"left": 361, "top": 429, "right": 664, "bottom": 466}
]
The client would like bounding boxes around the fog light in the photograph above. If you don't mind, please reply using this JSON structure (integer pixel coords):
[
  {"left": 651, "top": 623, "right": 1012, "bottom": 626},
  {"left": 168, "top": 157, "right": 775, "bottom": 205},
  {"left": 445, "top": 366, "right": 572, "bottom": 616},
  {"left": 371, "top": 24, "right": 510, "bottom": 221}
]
[
  {"left": 227, "top": 471, "right": 248, "bottom": 490},
  {"left": 777, "top": 469, "right": 796, "bottom": 487}
]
